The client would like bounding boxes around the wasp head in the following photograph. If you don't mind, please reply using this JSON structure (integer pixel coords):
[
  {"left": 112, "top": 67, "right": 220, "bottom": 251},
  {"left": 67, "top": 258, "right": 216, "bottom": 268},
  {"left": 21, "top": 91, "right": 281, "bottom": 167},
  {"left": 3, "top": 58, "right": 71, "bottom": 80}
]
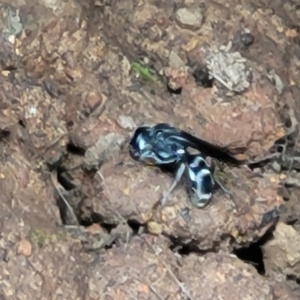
[{"left": 129, "top": 126, "right": 152, "bottom": 161}]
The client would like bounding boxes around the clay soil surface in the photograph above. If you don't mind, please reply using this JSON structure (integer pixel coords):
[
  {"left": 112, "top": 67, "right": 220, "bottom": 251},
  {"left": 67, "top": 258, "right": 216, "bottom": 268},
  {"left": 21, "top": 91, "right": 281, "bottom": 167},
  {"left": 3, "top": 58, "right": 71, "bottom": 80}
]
[{"left": 1, "top": 0, "right": 300, "bottom": 299}]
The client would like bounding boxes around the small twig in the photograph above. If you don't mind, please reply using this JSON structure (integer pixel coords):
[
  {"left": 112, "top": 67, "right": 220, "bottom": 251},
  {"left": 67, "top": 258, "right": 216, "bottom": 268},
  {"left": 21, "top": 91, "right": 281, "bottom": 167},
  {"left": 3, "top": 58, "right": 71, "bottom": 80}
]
[
  {"left": 148, "top": 285, "right": 165, "bottom": 300},
  {"left": 213, "top": 174, "right": 233, "bottom": 196},
  {"left": 50, "top": 173, "right": 78, "bottom": 224},
  {"left": 281, "top": 108, "right": 300, "bottom": 187},
  {"left": 65, "top": 225, "right": 86, "bottom": 231},
  {"left": 246, "top": 152, "right": 280, "bottom": 168},
  {"left": 243, "top": 260, "right": 259, "bottom": 266},
  {"left": 50, "top": 173, "right": 84, "bottom": 239},
  {"left": 90, "top": 92, "right": 107, "bottom": 118},
  {"left": 26, "top": 259, "right": 48, "bottom": 295},
  {"left": 133, "top": 277, "right": 165, "bottom": 300},
  {"left": 141, "top": 236, "right": 194, "bottom": 300},
  {"left": 131, "top": 177, "right": 192, "bottom": 298},
  {"left": 96, "top": 170, "right": 131, "bottom": 250},
  {"left": 210, "top": 72, "right": 233, "bottom": 92}
]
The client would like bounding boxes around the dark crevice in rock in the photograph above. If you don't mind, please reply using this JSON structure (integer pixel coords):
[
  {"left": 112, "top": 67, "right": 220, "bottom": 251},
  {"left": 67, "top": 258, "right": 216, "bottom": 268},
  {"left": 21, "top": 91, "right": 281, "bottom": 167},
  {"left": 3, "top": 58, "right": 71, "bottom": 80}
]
[
  {"left": 3, "top": 65, "right": 17, "bottom": 72},
  {"left": 232, "top": 30, "right": 255, "bottom": 51},
  {"left": 233, "top": 243, "right": 265, "bottom": 275},
  {"left": 233, "top": 227, "right": 275, "bottom": 276},
  {"left": 56, "top": 196, "right": 71, "bottom": 225},
  {"left": 66, "top": 142, "right": 86, "bottom": 156},
  {"left": 168, "top": 237, "right": 214, "bottom": 255},
  {"left": 171, "top": 244, "right": 213, "bottom": 256},
  {"left": 18, "top": 119, "right": 26, "bottom": 128},
  {"left": 127, "top": 219, "right": 143, "bottom": 235},
  {"left": 80, "top": 213, "right": 118, "bottom": 233},
  {"left": 247, "top": 158, "right": 275, "bottom": 170},
  {"left": 287, "top": 275, "right": 300, "bottom": 285},
  {"left": 47, "top": 156, "right": 63, "bottom": 172},
  {"left": 248, "top": 106, "right": 299, "bottom": 172},
  {"left": 57, "top": 165, "right": 77, "bottom": 191},
  {"left": 192, "top": 67, "right": 214, "bottom": 88},
  {"left": 54, "top": 188, "right": 86, "bottom": 226},
  {"left": 0, "top": 129, "right": 10, "bottom": 141},
  {"left": 167, "top": 84, "right": 182, "bottom": 95},
  {"left": 285, "top": 218, "right": 299, "bottom": 226}
]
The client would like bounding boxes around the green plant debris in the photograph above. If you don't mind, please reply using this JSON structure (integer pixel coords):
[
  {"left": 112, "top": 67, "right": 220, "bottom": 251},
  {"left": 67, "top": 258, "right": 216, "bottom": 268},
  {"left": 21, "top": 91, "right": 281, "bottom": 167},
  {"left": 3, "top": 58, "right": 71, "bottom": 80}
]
[
  {"left": 28, "top": 229, "right": 49, "bottom": 248},
  {"left": 130, "top": 61, "right": 159, "bottom": 83},
  {"left": 28, "top": 227, "right": 68, "bottom": 248}
]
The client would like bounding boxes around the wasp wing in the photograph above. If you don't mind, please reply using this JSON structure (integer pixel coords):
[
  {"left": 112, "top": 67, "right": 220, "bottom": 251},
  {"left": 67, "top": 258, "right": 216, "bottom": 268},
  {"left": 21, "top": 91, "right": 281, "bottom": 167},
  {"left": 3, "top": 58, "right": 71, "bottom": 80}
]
[
  {"left": 179, "top": 130, "right": 246, "bottom": 165},
  {"left": 151, "top": 123, "right": 246, "bottom": 165}
]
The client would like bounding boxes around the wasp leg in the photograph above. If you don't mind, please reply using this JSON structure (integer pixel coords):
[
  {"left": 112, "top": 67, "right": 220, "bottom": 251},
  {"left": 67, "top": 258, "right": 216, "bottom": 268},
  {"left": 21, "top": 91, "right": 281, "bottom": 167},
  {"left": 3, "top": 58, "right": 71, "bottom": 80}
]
[
  {"left": 209, "top": 159, "right": 232, "bottom": 196},
  {"left": 161, "top": 163, "right": 186, "bottom": 207},
  {"left": 213, "top": 174, "right": 238, "bottom": 210},
  {"left": 138, "top": 150, "right": 165, "bottom": 165},
  {"left": 214, "top": 176, "right": 233, "bottom": 196}
]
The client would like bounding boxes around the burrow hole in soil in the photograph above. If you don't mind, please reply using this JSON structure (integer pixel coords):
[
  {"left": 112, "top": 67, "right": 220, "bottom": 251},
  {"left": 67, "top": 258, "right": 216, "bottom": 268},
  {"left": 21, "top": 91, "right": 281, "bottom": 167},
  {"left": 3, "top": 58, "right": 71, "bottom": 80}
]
[
  {"left": 233, "top": 228, "right": 275, "bottom": 275},
  {"left": 168, "top": 237, "right": 213, "bottom": 256},
  {"left": 66, "top": 142, "right": 86, "bottom": 156},
  {"left": 168, "top": 227, "right": 276, "bottom": 276},
  {"left": 80, "top": 214, "right": 118, "bottom": 232},
  {"left": 192, "top": 67, "right": 214, "bottom": 88},
  {"left": 167, "top": 84, "right": 182, "bottom": 95}
]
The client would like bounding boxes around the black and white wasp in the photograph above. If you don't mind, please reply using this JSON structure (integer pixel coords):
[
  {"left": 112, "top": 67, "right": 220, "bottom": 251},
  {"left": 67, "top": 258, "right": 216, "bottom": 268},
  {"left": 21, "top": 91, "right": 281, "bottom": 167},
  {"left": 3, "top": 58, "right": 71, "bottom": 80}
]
[{"left": 129, "top": 123, "right": 246, "bottom": 208}]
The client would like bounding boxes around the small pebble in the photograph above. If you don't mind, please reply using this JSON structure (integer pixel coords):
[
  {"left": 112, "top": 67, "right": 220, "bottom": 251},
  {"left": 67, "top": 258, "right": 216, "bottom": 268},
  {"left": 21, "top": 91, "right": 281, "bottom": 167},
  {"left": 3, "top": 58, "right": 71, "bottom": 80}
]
[{"left": 17, "top": 239, "right": 32, "bottom": 257}]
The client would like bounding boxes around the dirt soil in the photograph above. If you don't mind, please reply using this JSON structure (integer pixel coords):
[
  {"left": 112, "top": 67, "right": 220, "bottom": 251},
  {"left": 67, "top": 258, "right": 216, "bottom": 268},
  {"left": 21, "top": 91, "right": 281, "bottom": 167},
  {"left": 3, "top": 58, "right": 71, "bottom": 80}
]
[{"left": 1, "top": 0, "right": 300, "bottom": 299}]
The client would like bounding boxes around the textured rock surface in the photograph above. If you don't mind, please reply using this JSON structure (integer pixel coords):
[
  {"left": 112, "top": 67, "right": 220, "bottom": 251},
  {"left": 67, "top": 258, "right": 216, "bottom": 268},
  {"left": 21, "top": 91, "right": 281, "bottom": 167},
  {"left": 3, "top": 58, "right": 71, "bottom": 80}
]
[
  {"left": 263, "top": 222, "right": 300, "bottom": 278},
  {"left": 0, "top": 0, "right": 300, "bottom": 298},
  {"left": 87, "top": 236, "right": 295, "bottom": 300},
  {"left": 175, "top": 7, "right": 203, "bottom": 30}
]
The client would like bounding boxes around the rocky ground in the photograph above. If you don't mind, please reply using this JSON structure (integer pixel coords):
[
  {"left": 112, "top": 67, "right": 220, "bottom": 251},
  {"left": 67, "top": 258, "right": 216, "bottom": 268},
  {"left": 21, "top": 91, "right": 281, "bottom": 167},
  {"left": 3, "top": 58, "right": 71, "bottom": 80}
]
[{"left": 1, "top": 0, "right": 300, "bottom": 299}]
